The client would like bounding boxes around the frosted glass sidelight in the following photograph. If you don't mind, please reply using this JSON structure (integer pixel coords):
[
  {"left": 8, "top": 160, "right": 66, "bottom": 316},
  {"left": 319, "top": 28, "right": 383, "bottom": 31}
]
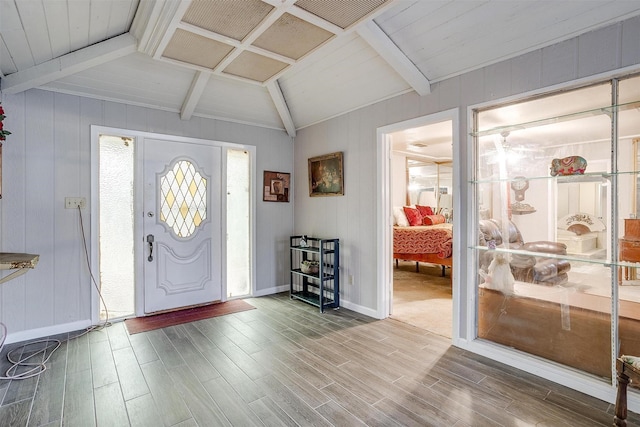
[
  {"left": 99, "top": 135, "right": 135, "bottom": 320},
  {"left": 227, "top": 149, "right": 251, "bottom": 298},
  {"left": 159, "top": 160, "right": 207, "bottom": 238}
]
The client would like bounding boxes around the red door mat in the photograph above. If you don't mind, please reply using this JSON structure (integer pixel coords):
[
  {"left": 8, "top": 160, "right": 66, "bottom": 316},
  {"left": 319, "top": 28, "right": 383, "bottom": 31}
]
[{"left": 124, "top": 299, "right": 255, "bottom": 334}]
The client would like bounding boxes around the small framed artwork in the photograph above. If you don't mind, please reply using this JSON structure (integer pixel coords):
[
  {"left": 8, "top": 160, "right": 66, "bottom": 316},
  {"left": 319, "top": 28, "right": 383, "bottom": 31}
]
[
  {"left": 263, "top": 171, "right": 290, "bottom": 202},
  {"left": 308, "top": 151, "right": 344, "bottom": 197}
]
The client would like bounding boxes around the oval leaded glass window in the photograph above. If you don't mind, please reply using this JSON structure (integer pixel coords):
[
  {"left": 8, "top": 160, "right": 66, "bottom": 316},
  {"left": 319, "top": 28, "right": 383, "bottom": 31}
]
[{"left": 160, "top": 160, "right": 207, "bottom": 238}]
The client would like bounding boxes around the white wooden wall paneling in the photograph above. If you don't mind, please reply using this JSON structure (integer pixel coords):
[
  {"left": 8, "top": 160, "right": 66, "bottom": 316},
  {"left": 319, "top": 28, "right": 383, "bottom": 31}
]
[
  {"left": 577, "top": 25, "right": 621, "bottom": 79},
  {"left": 622, "top": 16, "right": 640, "bottom": 67},
  {"left": 1, "top": 93, "right": 27, "bottom": 332},
  {"left": 24, "top": 90, "right": 55, "bottom": 330},
  {"left": 53, "top": 93, "right": 82, "bottom": 325}
]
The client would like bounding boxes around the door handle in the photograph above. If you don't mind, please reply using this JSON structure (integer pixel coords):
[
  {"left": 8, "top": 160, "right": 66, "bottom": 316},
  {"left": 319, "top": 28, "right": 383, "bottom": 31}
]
[{"left": 146, "top": 234, "right": 154, "bottom": 262}]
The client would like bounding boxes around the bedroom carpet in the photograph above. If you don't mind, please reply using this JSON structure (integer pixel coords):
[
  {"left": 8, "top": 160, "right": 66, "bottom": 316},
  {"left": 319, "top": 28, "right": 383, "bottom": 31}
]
[
  {"left": 124, "top": 299, "right": 255, "bottom": 334},
  {"left": 392, "top": 260, "right": 452, "bottom": 338}
]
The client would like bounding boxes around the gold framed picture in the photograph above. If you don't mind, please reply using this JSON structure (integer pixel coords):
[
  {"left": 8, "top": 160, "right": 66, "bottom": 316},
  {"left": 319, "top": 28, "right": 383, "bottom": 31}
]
[{"left": 308, "top": 152, "right": 344, "bottom": 197}]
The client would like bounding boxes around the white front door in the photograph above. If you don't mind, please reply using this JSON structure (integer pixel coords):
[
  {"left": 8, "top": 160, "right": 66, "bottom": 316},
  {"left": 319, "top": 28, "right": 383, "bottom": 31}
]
[{"left": 143, "top": 138, "right": 222, "bottom": 314}]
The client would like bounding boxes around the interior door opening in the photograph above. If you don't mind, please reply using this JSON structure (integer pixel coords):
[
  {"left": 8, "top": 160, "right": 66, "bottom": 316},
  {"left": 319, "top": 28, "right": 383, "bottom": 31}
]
[{"left": 388, "top": 118, "right": 454, "bottom": 338}]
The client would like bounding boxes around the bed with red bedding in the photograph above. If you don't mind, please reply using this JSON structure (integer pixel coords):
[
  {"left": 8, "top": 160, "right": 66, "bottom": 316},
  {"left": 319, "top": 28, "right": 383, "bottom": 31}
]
[{"left": 393, "top": 223, "right": 453, "bottom": 272}]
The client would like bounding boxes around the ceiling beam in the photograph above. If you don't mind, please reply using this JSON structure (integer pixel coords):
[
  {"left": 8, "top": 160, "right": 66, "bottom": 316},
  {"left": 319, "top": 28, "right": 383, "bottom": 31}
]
[
  {"left": 357, "top": 21, "right": 430, "bottom": 96},
  {"left": 181, "top": 71, "right": 210, "bottom": 120},
  {"left": 1, "top": 33, "right": 137, "bottom": 95},
  {"left": 267, "top": 80, "right": 296, "bottom": 137}
]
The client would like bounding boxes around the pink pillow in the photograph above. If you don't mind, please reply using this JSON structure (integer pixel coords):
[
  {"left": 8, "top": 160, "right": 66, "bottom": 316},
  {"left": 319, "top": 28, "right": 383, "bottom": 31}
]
[
  {"left": 416, "top": 205, "right": 433, "bottom": 217},
  {"left": 403, "top": 206, "right": 423, "bottom": 226},
  {"left": 423, "top": 214, "right": 446, "bottom": 225}
]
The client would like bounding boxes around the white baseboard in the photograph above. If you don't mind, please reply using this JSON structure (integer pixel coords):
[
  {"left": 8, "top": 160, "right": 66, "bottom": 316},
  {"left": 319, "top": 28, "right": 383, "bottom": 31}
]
[
  {"left": 253, "top": 284, "right": 289, "bottom": 297},
  {"left": 252, "top": 286, "right": 379, "bottom": 319},
  {"left": 5, "top": 320, "right": 93, "bottom": 345},
  {"left": 339, "top": 299, "right": 379, "bottom": 318}
]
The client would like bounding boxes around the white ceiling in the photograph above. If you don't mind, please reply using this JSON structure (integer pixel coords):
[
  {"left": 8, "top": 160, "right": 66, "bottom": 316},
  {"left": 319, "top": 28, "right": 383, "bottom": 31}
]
[{"left": 2, "top": 0, "right": 640, "bottom": 140}]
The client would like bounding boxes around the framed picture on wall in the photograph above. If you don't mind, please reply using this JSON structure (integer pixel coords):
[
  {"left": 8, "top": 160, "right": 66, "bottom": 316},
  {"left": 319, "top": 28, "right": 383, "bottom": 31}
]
[
  {"left": 263, "top": 171, "right": 290, "bottom": 202},
  {"left": 308, "top": 151, "right": 344, "bottom": 197}
]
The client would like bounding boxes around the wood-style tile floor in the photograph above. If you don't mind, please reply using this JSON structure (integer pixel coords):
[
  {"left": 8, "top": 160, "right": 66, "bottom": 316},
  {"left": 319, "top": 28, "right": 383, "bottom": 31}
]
[{"left": 0, "top": 292, "right": 636, "bottom": 426}]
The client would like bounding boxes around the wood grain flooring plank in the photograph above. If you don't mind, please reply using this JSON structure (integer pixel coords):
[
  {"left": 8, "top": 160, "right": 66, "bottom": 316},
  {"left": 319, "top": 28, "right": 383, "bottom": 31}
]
[
  {"left": 94, "top": 382, "right": 129, "bottom": 427},
  {"left": 88, "top": 327, "right": 109, "bottom": 344},
  {"left": 89, "top": 337, "right": 119, "bottom": 389},
  {"left": 166, "top": 364, "right": 231, "bottom": 427},
  {"left": 0, "top": 398, "right": 31, "bottom": 427},
  {"left": 248, "top": 396, "right": 298, "bottom": 427},
  {"left": 255, "top": 375, "right": 331, "bottom": 426},
  {"left": 391, "top": 376, "right": 500, "bottom": 427},
  {"left": 228, "top": 378, "right": 267, "bottom": 404},
  {"left": 373, "top": 397, "right": 441, "bottom": 427},
  {"left": 220, "top": 315, "right": 274, "bottom": 345},
  {"left": 253, "top": 343, "right": 333, "bottom": 389},
  {"left": 63, "top": 369, "right": 96, "bottom": 427},
  {"left": 106, "top": 321, "right": 131, "bottom": 351},
  {"left": 183, "top": 324, "right": 254, "bottom": 386},
  {"left": 146, "top": 329, "right": 185, "bottom": 369},
  {"left": 217, "top": 342, "right": 271, "bottom": 381},
  {"left": 320, "top": 382, "right": 403, "bottom": 427},
  {"left": 292, "top": 348, "right": 384, "bottom": 405},
  {"left": 282, "top": 332, "right": 350, "bottom": 367},
  {"left": 65, "top": 331, "right": 91, "bottom": 374},
  {"left": 112, "top": 347, "right": 150, "bottom": 401},
  {"left": 139, "top": 360, "right": 191, "bottom": 426},
  {"left": 202, "top": 376, "right": 263, "bottom": 426},
  {"left": 27, "top": 339, "right": 67, "bottom": 426},
  {"left": 125, "top": 393, "right": 164, "bottom": 427},
  {"left": 315, "top": 399, "right": 368, "bottom": 426},
  {"left": 162, "top": 330, "right": 221, "bottom": 383},
  {"left": 127, "top": 333, "right": 159, "bottom": 365}
]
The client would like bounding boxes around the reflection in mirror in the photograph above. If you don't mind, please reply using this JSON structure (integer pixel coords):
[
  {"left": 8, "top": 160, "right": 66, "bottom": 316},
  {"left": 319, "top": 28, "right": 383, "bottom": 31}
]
[{"left": 407, "top": 159, "right": 452, "bottom": 221}]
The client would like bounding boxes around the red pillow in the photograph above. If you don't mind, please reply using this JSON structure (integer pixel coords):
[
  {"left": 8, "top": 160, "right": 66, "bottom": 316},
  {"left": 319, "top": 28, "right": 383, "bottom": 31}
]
[
  {"left": 423, "top": 214, "right": 446, "bottom": 225},
  {"left": 403, "top": 206, "right": 423, "bottom": 226},
  {"left": 416, "top": 205, "right": 433, "bottom": 217}
]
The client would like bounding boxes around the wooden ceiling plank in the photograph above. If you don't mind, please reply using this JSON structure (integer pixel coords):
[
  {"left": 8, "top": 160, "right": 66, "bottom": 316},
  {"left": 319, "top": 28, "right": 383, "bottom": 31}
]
[
  {"left": 357, "top": 20, "right": 430, "bottom": 96},
  {"left": 88, "top": 0, "right": 113, "bottom": 45},
  {"left": 181, "top": 71, "right": 210, "bottom": 120},
  {"left": 267, "top": 80, "right": 296, "bottom": 137},
  {"left": 14, "top": 0, "right": 51, "bottom": 64},
  {"left": 42, "top": 0, "right": 71, "bottom": 59},
  {"left": 68, "top": 0, "right": 91, "bottom": 52},
  {"left": 1, "top": 33, "right": 137, "bottom": 95}
]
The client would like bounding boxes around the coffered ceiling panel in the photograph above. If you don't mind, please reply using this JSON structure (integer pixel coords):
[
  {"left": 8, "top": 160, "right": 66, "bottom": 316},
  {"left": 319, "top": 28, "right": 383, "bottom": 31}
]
[
  {"left": 163, "top": 29, "right": 234, "bottom": 70},
  {"left": 181, "top": 0, "right": 274, "bottom": 41},
  {"left": 223, "top": 51, "right": 289, "bottom": 83},
  {"left": 294, "top": 0, "right": 389, "bottom": 29},
  {"left": 252, "top": 13, "right": 334, "bottom": 60}
]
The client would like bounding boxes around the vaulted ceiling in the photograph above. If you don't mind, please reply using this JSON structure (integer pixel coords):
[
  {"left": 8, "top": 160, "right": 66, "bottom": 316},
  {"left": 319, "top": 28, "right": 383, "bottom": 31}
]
[{"left": 2, "top": 0, "right": 640, "bottom": 138}]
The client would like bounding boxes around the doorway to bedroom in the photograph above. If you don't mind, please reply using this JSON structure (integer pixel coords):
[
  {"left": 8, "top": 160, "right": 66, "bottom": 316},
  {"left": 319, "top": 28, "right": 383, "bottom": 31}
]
[{"left": 388, "top": 116, "right": 454, "bottom": 338}]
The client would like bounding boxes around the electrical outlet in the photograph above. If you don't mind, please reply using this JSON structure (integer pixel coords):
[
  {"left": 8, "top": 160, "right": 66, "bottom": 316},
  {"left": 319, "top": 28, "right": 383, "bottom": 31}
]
[
  {"left": 348, "top": 274, "right": 354, "bottom": 285},
  {"left": 65, "top": 197, "right": 86, "bottom": 209}
]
